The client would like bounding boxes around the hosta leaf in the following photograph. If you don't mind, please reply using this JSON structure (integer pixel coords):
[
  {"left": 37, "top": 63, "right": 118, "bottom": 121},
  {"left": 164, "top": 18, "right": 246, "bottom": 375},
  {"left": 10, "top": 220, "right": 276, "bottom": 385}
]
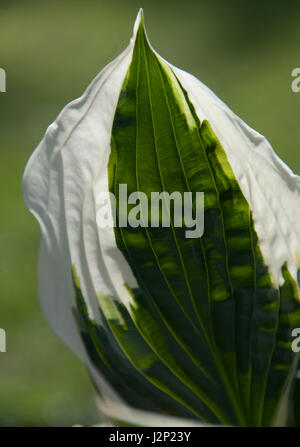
[{"left": 23, "top": 9, "right": 300, "bottom": 426}]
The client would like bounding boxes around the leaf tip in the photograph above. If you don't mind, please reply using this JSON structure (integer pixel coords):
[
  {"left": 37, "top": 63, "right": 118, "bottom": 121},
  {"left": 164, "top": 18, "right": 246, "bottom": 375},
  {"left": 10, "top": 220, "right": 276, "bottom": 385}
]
[{"left": 133, "top": 8, "right": 145, "bottom": 36}]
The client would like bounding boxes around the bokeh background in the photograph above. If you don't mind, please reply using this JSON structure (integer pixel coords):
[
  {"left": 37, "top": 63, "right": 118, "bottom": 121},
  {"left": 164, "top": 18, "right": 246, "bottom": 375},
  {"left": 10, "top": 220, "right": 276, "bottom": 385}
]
[{"left": 1, "top": 0, "right": 300, "bottom": 426}]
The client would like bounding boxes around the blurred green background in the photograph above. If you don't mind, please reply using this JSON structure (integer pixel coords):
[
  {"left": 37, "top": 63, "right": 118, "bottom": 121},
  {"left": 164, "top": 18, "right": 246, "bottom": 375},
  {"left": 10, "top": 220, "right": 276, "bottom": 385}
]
[{"left": 0, "top": 0, "right": 300, "bottom": 426}]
